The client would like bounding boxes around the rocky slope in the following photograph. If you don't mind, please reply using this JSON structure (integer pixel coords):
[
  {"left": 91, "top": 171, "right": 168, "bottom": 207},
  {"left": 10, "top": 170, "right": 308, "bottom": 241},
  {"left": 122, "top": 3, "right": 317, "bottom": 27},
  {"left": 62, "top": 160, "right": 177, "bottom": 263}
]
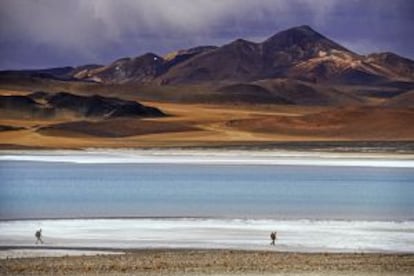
[
  {"left": 70, "top": 25, "right": 414, "bottom": 86},
  {"left": 1, "top": 25, "right": 413, "bottom": 108}
]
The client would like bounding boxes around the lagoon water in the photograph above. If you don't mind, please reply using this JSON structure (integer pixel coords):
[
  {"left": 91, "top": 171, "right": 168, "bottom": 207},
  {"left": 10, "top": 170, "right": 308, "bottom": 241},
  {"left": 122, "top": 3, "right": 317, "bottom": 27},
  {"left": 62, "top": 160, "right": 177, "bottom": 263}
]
[
  {"left": 0, "top": 152, "right": 413, "bottom": 252},
  {"left": 0, "top": 160, "right": 413, "bottom": 220}
]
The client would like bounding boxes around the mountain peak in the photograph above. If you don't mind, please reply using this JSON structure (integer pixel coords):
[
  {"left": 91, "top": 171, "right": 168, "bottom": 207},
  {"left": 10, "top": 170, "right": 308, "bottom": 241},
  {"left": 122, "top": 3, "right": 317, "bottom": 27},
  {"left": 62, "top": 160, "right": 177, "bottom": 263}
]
[
  {"left": 287, "top": 25, "right": 319, "bottom": 34},
  {"left": 265, "top": 25, "right": 326, "bottom": 44},
  {"left": 263, "top": 25, "right": 352, "bottom": 55},
  {"left": 224, "top": 38, "right": 257, "bottom": 50},
  {"left": 232, "top": 38, "right": 254, "bottom": 44}
]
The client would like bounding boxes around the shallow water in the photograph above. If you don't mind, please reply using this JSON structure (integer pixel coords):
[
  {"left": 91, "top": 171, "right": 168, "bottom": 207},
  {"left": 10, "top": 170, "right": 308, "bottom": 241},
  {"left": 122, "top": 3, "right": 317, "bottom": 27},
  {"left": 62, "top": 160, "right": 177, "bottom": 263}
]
[{"left": 0, "top": 159, "right": 413, "bottom": 220}]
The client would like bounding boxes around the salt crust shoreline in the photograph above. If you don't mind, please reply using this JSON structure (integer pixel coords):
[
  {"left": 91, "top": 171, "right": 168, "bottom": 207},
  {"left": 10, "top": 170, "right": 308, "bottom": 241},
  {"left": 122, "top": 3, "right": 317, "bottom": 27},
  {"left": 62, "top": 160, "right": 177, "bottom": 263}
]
[{"left": 1, "top": 149, "right": 414, "bottom": 167}]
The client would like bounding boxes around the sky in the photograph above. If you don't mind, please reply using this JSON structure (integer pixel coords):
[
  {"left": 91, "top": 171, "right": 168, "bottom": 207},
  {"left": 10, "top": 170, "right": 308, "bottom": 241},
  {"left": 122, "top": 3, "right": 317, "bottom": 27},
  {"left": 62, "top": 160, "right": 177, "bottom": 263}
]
[{"left": 0, "top": 0, "right": 413, "bottom": 70}]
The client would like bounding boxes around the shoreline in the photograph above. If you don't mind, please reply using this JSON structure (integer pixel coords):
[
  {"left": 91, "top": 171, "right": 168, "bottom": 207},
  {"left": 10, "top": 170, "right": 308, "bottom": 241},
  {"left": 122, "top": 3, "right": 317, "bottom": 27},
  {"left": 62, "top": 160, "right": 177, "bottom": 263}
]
[
  {"left": 2, "top": 216, "right": 414, "bottom": 222},
  {"left": 1, "top": 245, "right": 412, "bottom": 256},
  {"left": 1, "top": 249, "right": 413, "bottom": 275},
  {"left": 2, "top": 140, "right": 414, "bottom": 154},
  {"left": 1, "top": 148, "right": 414, "bottom": 168}
]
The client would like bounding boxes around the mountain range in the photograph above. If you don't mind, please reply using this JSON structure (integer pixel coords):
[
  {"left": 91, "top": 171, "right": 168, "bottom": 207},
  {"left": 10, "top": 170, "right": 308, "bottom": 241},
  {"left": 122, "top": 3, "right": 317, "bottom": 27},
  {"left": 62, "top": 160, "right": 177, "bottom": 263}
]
[
  {"left": 1, "top": 25, "right": 414, "bottom": 149},
  {"left": 2, "top": 25, "right": 413, "bottom": 87}
]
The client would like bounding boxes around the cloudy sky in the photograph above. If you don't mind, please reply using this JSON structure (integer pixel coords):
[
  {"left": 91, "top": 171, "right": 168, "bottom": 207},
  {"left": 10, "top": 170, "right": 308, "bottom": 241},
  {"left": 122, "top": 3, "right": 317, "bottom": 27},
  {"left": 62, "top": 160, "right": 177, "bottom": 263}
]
[{"left": 0, "top": 0, "right": 413, "bottom": 70}]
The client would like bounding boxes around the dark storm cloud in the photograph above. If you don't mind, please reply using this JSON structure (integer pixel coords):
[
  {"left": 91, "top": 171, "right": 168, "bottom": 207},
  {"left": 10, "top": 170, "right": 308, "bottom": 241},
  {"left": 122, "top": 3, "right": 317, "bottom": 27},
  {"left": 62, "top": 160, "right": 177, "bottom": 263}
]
[{"left": 0, "top": 0, "right": 413, "bottom": 69}]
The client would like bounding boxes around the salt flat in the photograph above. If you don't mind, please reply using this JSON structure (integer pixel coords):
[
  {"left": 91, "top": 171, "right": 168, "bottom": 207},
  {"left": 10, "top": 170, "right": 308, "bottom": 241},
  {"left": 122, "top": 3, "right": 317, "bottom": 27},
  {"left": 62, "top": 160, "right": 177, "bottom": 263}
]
[
  {"left": 1, "top": 149, "right": 414, "bottom": 167},
  {"left": 1, "top": 219, "right": 413, "bottom": 254}
]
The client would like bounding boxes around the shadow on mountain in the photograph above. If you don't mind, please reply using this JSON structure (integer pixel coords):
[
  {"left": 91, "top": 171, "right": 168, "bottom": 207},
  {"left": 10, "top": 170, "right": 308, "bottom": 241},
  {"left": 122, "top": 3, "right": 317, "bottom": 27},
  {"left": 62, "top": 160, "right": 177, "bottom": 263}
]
[
  {"left": 0, "top": 92, "right": 165, "bottom": 119},
  {"left": 37, "top": 118, "right": 198, "bottom": 138}
]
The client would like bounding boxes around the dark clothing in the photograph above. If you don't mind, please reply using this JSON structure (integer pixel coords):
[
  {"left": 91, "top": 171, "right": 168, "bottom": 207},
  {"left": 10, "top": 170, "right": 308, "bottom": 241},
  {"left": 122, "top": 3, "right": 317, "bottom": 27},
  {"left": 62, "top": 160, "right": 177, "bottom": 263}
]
[
  {"left": 270, "top": 232, "right": 276, "bottom": 245},
  {"left": 35, "top": 230, "right": 43, "bottom": 244}
]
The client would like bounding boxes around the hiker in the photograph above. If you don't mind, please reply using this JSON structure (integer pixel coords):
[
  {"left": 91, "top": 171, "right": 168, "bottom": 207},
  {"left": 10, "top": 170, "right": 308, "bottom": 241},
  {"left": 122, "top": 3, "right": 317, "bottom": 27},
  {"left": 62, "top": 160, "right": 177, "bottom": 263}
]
[
  {"left": 35, "top": 229, "right": 43, "bottom": 244},
  {"left": 270, "top": 231, "right": 277, "bottom": 245}
]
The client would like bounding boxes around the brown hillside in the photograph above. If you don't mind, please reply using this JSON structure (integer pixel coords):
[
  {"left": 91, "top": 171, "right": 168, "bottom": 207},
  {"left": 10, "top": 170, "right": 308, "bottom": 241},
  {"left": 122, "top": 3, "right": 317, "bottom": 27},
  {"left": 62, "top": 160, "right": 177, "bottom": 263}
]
[{"left": 226, "top": 107, "right": 414, "bottom": 140}]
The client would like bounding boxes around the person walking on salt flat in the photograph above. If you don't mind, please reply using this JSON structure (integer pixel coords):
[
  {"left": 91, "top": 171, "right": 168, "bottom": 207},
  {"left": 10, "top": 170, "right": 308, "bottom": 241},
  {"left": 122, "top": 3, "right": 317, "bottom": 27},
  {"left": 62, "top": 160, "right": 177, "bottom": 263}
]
[
  {"left": 270, "top": 231, "right": 277, "bottom": 246},
  {"left": 35, "top": 229, "right": 43, "bottom": 244}
]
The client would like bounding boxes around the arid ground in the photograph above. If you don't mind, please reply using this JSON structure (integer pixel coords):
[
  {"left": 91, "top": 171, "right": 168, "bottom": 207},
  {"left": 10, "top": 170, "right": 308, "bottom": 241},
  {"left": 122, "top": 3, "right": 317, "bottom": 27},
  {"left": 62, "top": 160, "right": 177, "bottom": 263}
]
[
  {"left": 1, "top": 249, "right": 414, "bottom": 276},
  {"left": 1, "top": 87, "right": 413, "bottom": 150}
]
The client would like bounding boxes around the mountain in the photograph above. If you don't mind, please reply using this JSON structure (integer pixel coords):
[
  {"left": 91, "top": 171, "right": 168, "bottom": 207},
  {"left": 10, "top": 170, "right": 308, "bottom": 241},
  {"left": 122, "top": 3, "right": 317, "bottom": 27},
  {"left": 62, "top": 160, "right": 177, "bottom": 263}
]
[
  {"left": 0, "top": 65, "right": 102, "bottom": 81},
  {"left": 214, "top": 83, "right": 292, "bottom": 104},
  {"left": 2, "top": 25, "right": 414, "bottom": 148},
  {"left": 159, "top": 39, "right": 264, "bottom": 84},
  {"left": 1, "top": 25, "right": 414, "bottom": 108},
  {"left": 0, "top": 95, "right": 54, "bottom": 118},
  {"left": 252, "top": 78, "right": 363, "bottom": 106},
  {"left": 209, "top": 78, "right": 364, "bottom": 106},
  {"left": 163, "top": 46, "right": 218, "bottom": 67},
  {"left": 45, "top": 92, "right": 165, "bottom": 118},
  {"left": 67, "top": 25, "right": 414, "bottom": 85},
  {"left": 73, "top": 46, "right": 218, "bottom": 84},
  {"left": 364, "top": 52, "right": 414, "bottom": 79},
  {"left": 0, "top": 92, "right": 165, "bottom": 119},
  {"left": 384, "top": 90, "right": 414, "bottom": 108},
  {"left": 259, "top": 25, "right": 355, "bottom": 80},
  {"left": 73, "top": 53, "right": 165, "bottom": 83}
]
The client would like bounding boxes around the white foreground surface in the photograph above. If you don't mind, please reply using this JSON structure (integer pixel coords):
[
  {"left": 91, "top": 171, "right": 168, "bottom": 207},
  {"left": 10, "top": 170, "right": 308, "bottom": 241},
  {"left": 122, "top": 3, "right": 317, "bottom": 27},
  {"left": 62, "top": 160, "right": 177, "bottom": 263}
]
[
  {"left": 1, "top": 149, "right": 414, "bottom": 167},
  {"left": 0, "top": 249, "right": 123, "bottom": 259},
  {"left": 1, "top": 219, "right": 413, "bottom": 255}
]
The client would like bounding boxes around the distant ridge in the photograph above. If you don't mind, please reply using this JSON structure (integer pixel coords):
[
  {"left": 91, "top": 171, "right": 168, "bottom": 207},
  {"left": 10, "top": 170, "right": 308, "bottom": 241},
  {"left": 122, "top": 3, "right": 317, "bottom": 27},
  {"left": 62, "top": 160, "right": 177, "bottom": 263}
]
[
  {"left": 1, "top": 25, "right": 413, "bottom": 107},
  {"left": 59, "top": 25, "right": 414, "bottom": 85}
]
